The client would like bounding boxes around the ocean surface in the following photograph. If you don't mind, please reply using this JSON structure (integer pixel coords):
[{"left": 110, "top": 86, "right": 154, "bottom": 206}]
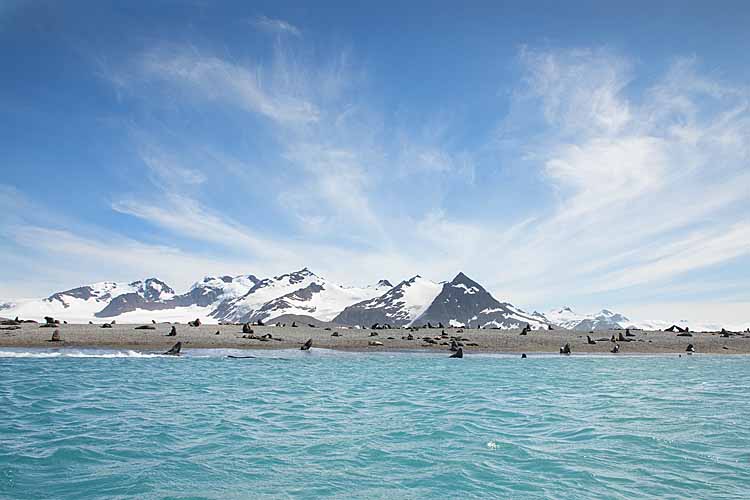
[{"left": 1, "top": 348, "right": 749, "bottom": 499}]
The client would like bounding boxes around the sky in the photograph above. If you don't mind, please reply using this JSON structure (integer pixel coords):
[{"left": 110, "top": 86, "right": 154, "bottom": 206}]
[{"left": 1, "top": 1, "right": 749, "bottom": 323}]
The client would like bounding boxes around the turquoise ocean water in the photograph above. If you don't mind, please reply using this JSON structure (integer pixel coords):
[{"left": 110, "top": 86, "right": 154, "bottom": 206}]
[{"left": 1, "top": 348, "right": 749, "bottom": 499}]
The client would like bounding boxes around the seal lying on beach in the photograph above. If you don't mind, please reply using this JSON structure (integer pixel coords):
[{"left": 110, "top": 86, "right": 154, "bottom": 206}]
[
  {"left": 300, "top": 338, "right": 313, "bottom": 351},
  {"left": 587, "top": 335, "right": 596, "bottom": 345},
  {"left": 686, "top": 343, "right": 695, "bottom": 354},
  {"left": 163, "top": 342, "right": 182, "bottom": 356},
  {"left": 48, "top": 329, "right": 61, "bottom": 342},
  {"left": 611, "top": 343, "right": 620, "bottom": 353},
  {"left": 449, "top": 347, "right": 463, "bottom": 358},
  {"left": 560, "top": 343, "right": 571, "bottom": 355}
]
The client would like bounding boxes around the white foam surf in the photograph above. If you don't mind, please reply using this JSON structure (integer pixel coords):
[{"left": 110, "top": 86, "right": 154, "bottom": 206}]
[{"left": 0, "top": 349, "right": 167, "bottom": 358}]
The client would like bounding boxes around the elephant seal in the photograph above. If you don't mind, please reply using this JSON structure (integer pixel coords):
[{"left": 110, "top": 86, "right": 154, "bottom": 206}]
[
  {"left": 449, "top": 347, "right": 463, "bottom": 358},
  {"left": 163, "top": 342, "right": 182, "bottom": 356},
  {"left": 300, "top": 338, "right": 313, "bottom": 351}
]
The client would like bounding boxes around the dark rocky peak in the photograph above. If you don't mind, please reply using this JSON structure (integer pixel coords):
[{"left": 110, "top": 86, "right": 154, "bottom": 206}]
[
  {"left": 449, "top": 272, "right": 485, "bottom": 292},
  {"left": 377, "top": 279, "right": 393, "bottom": 288},
  {"left": 47, "top": 286, "right": 96, "bottom": 305},
  {"left": 143, "top": 277, "right": 174, "bottom": 292},
  {"left": 273, "top": 267, "right": 317, "bottom": 285},
  {"left": 287, "top": 282, "right": 325, "bottom": 301}
]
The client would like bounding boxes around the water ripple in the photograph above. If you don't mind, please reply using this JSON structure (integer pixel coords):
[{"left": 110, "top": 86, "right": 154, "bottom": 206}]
[{"left": 1, "top": 351, "right": 749, "bottom": 498}]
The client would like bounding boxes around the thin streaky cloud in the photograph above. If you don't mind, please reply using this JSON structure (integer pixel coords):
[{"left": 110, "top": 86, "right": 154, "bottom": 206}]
[{"left": 251, "top": 15, "right": 301, "bottom": 37}]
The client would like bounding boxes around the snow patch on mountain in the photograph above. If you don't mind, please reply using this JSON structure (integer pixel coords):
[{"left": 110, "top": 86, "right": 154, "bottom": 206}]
[
  {"left": 545, "top": 307, "right": 631, "bottom": 330},
  {"left": 333, "top": 275, "right": 443, "bottom": 326},
  {"left": 415, "top": 273, "right": 549, "bottom": 329},
  {"left": 214, "top": 268, "right": 389, "bottom": 323}
]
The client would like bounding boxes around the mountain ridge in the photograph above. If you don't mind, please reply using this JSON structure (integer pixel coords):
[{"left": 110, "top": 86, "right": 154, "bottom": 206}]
[{"left": 0, "top": 269, "right": 721, "bottom": 330}]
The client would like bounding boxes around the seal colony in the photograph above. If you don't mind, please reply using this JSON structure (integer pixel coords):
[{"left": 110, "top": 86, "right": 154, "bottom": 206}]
[{"left": 0, "top": 321, "right": 748, "bottom": 355}]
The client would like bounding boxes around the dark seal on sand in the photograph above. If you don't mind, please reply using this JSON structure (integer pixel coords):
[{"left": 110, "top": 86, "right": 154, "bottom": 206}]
[
  {"left": 168, "top": 325, "right": 177, "bottom": 336},
  {"left": 587, "top": 335, "right": 596, "bottom": 345},
  {"left": 300, "top": 338, "right": 313, "bottom": 351},
  {"left": 163, "top": 342, "right": 182, "bottom": 356},
  {"left": 48, "top": 329, "right": 61, "bottom": 342},
  {"left": 560, "top": 343, "right": 571, "bottom": 355}
]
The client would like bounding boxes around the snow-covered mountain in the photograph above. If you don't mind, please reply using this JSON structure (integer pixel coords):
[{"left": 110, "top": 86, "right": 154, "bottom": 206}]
[
  {"left": 2, "top": 279, "right": 177, "bottom": 324},
  {"left": 4, "top": 269, "right": 731, "bottom": 330},
  {"left": 0, "top": 268, "right": 389, "bottom": 324},
  {"left": 413, "top": 272, "right": 550, "bottom": 329},
  {"left": 545, "top": 307, "right": 630, "bottom": 331},
  {"left": 210, "top": 268, "right": 390, "bottom": 323},
  {"left": 333, "top": 275, "right": 443, "bottom": 327}
]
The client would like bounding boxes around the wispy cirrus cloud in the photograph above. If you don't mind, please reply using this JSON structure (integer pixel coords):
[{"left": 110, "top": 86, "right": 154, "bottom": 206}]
[
  {"left": 483, "top": 47, "right": 750, "bottom": 308},
  {"left": 139, "top": 47, "right": 320, "bottom": 124},
  {"left": 251, "top": 15, "right": 301, "bottom": 37},
  {"left": 5, "top": 34, "right": 749, "bottom": 326}
]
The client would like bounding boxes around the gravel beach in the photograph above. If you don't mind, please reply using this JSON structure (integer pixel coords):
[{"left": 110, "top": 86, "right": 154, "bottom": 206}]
[{"left": 1, "top": 322, "right": 749, "bottom": 354}]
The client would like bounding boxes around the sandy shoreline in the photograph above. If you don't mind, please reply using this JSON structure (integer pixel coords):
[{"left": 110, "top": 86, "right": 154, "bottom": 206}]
[{"left": 1, "top": 323, "right": 749, "bottom": 355}]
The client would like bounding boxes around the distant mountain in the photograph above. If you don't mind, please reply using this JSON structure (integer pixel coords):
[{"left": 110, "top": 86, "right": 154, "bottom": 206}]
[
  {"left": 95, "top": 275, "right": 259, "bottom": 318},
  {"left": 214, "top": 268, "right": 390, "bottom": 323},
  {"left": 333, "top": 275, "right": 443, "bottom": 327},
  {"left": 0, "top": 268, "right": 389, "bottom": 324},
  {"left": 1, "top": 280, "right": 177, "bottom": 323},
  {"left": 414, "top": 272, "right": 549, "bottom": 329},
  {"left": 545, "top": 307, "right": 630, "bottom": 331},
  {"left": 3, "top": 269, "right": 720, "bottom": 330}
]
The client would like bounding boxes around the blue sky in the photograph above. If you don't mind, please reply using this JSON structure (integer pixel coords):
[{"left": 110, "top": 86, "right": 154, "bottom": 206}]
[{"left": 2, "top": 1, "right": 749, "bottom": 322}]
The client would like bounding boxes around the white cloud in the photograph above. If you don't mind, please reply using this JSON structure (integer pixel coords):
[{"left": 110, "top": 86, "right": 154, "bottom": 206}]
[
  {"left": 140, "top": 47, "right": 319, "bottom": 124},
  {"left": 111, "top": 194, "right": 296, "bottom": 262},
  {"left": 483, "top": 48, "right": 750, "bottom": 310},
  {"left": 251, "top": 15, "right": 301, "bottom": 37},
  {"left": 5, "top": 226, "right": 257, "bottom": 294},
  {"left": 519, "top": 46, "right": 633, "bottom": 136}
]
